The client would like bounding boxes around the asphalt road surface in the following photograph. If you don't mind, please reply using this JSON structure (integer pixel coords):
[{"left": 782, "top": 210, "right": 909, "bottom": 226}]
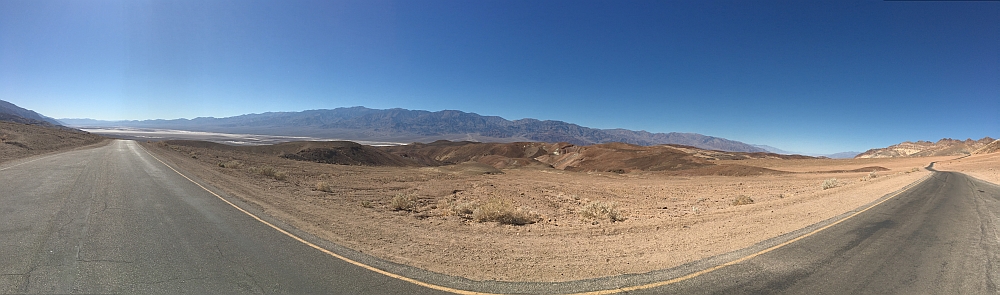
[
  {"left": 0, "top": 140, "right": 449, "bottom": 294},
  {"left": 637, "top": 166, "right": 1000, "bottom": 294},
  {"left": 2, "top": 140, "right": 998, "bottom": 294}
]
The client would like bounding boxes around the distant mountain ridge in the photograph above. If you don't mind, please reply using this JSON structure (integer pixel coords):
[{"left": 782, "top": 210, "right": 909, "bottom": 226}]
[
  {"left": 63, "top": 106, "right": 770, "bottom": 153},
  {"left": 752, "top": 144, "right": 858, "bottom": 159},
  {"left": 856, "top": 137, "right": 996, "bottom": 158}
]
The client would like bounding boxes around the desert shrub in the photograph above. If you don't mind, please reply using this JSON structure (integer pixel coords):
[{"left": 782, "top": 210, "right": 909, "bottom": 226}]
[
  {"left": 218, "top": 160, "right": 243, "bottom": 168},
  {"left": 822, "top": 178, "right": 839, "bottom": 190},
  {"left": 360, "top": 200, "right": 374, "bottom": 208},
  {"left": 580, "top": 201, "right": 625, "bottom": 223},
  {"left": 249, "top": 166, "right": 272, "bottom": 175},
  {"left": 315, "top": 181, "right": 333, "bottom": 192},
  {"left": 436, "top": 199, "right": 475, "bottom": 217},
  {"left": 273, "top": 171, "right": 287, "bottom": 181},
  {"left": 731, "top": 195, "right": 754, "bottom": 206},
  {"left": 249, "top": 166, "right": 287, "bottom": 180},
  {"left": 390, "top": 194, "right": 419, "bottom": 211},
  {"left": 472, "top": 199, "right": 539, "bottom": 225},
  {"left": 453, "top": 201, "right": 478, "bottom": 217},
  {"left": 910, "top": 167, "right": 920, "bottom": 173}
]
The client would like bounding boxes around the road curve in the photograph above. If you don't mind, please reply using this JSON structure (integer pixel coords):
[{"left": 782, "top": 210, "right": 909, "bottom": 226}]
[
  {"left": 0, "top": 140, "right": 449, "bottom": 294},
  {"left": 634, "top": 167, "right": 1000, "bottom": 294}
]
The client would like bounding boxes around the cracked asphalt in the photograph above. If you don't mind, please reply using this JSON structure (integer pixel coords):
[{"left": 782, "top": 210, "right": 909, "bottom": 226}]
[{"left": 0, "top": 140, "right": 449, "bottom": 294}]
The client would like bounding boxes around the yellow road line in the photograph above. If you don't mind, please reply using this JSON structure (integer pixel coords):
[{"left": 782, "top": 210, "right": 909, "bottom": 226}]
[{"left": 137, "top": 141, "right": 932, "bottom": 295}]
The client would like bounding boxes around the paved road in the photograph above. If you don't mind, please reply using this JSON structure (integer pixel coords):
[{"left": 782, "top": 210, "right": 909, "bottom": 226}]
[
  {"left": 638, "top": 167, "right": 1000, "bottom": 294},
  {"left": 0, "top": 140, "right": 449, "bottom": 294},
  {"left": 3, "top": 140, "right": 999, "bottom": 294}
]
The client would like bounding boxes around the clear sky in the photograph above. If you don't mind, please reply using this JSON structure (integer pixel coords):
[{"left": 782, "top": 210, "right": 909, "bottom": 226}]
[{"left": 1, "top": 0, "right": 997, "bottom": 154}]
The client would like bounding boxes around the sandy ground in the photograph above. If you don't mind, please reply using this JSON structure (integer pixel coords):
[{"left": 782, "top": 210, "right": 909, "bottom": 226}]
[
  {"left": 936, "top": 152, "right": 1000, "bottom": 185},
  {"left": 143, "top": 142, "right": 947, "bottom": 282}
]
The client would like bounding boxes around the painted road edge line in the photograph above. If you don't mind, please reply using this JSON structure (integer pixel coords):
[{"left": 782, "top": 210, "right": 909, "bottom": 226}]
[
  {"left": 137, "top": 141, "right": 934, "bottom": 295},
  {"left": 572, "top": 172, "right": 934, "bottom": 295},
  {"left": 135, "top": 143, "right": 494, "bottom": 295}
]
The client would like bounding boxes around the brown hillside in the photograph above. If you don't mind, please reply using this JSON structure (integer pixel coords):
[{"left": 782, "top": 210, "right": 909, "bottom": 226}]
[
  {"left": 0, "top": 121, "right": 106, "bottom": 163},
  {"left": 379, "top": 140, "right": 552, "bottom": 167},
  {"left": 535, "top": 142, "right": 713, "bottom": 172},
  {"left": 163, "top": 140, "right": 416, "bottom": 167}
]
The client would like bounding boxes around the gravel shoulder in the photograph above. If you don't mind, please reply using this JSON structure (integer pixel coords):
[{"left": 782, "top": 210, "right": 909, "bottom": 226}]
[{"left": 142, "top": 141, "right": 942, "bottom": 282}]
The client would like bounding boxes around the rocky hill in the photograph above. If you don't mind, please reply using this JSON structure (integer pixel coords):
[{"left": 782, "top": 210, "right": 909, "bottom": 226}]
[
  {"left": 62, "top": 107, "right": 768, "bottom": 153},
  {"left": 0, "top": 100, "right": 62, "bottom": 125},
  {"left": 973, "top": 139, "right": 1000, "bottom": 155},
  {"left": 856, "top": 137, "right": 996, "bottom": 158},
  {"left": 0, "top": 100, "right": 105, "bottom": 163}
]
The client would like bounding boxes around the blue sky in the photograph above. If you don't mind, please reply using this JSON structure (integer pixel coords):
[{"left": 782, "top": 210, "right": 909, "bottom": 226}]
[{"left": 1, "top": 0, "right": 997, "bottom": 154}]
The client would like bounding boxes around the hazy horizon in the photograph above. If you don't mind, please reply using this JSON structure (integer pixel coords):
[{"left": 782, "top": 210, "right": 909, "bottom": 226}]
[{"left": 2, "top": 1, "right": 997, "bottom": 154}]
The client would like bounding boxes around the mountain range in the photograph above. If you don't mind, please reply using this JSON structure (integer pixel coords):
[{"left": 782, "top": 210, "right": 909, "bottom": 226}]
[
  {"left": 751, "top": 144, "right": 859, "bottom": 159},
  {"left": 61, "top": 107, "right": 772, "bottom": 153}
]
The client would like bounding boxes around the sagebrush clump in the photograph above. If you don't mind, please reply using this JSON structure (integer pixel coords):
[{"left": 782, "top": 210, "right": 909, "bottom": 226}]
[
  {"left": 249, "top": 166, "right": 287, "bottom": 180},
  {"left": 822, "top": 178, "right": 839, "bottom": 190},
  {"left": 731, "top": 195, "right": 754, "bottom": 206},
  {"left": 315, "top": 181, "right": 333, "bottom": 192},
  {"left": 472, "top": 199, "right": 539, "bottom": 225},
  {"left": 580, "top": 201, "right": 625, "bottom": 223},
  {"left": 218, "top": 160, "right": 243, "bottom": 169},
  {"left": 390, "top": 194, "right": 419, "bottom": 211}
]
